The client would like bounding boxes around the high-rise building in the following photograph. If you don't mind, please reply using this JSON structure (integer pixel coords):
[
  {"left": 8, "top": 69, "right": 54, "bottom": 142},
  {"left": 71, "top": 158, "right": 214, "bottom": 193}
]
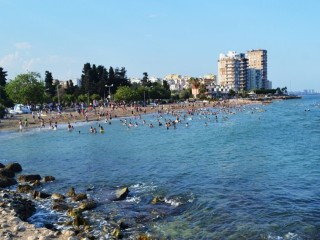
[
  {"left": 246, "top": 49, "right": 268, "bottom": 89},
  {"left": 218, "top": 51, "right": 248, "bottom": 91}
]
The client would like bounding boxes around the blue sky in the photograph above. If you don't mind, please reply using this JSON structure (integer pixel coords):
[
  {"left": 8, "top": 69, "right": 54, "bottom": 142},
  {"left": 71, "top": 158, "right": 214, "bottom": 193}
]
[{"left": 1, "top": 0, "right": 319, "bottom": 91}]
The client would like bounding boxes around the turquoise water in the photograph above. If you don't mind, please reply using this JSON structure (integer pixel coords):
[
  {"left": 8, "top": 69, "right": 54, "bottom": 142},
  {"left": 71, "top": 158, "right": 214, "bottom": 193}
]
[{"left": 1, "top": 96, "right": 320, "bottom": 239}]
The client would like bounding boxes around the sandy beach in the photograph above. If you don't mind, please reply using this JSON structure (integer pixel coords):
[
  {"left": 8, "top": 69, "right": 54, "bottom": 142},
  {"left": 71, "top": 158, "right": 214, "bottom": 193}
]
[{"left": 0, "top": 99, "right": 260, "bottom": 132}]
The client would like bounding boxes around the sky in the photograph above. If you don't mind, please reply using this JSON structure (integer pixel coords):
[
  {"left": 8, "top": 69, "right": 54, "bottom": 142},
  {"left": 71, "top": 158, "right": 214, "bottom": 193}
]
[{"left": 1, "top": 0, "right": 320, "bottom": 92}]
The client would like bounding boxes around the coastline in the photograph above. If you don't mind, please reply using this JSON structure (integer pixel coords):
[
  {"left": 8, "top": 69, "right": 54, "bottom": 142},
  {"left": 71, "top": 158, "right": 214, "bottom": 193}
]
[
  {"left": 0, "top": 98, "right": 264, "bottom": 239},
  {"left": 0, "top": 99, "right": 261, "bottom": 133}
]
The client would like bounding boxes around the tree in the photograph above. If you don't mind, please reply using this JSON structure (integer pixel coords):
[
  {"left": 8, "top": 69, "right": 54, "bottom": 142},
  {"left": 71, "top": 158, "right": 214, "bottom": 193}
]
[
  {"left": 114, "top": 86, "right": 138, "bottom": 102},
  {"left": 179, "top": 88, "right": 192, "bottom": 100},
  {"left": 0, "top": 67, "right": 10, "bottom": 108},
  {"left": 44, "top": 71, "right": 55, "bottom": 98},
  {"left": 5, "top": 72, "right": 45, "bottom": 104},
  {"left": 0, "top": 67, "right": 7, "bottom": 87},
  {"left": 141, "top": 72, "right": 149, "bottom": 86}
]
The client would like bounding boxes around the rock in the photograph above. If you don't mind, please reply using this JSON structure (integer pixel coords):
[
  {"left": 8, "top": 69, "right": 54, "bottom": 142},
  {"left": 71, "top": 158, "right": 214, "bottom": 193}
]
[
  {"left": 43, "top": 176, "right": 55, "bottom": 182},
  {"left": 18, "top": 174, "right": 41, "bottom": 183},
  {"left": 10, "top": 196, "right": 36, "bottom": 221},
  {"left": 16, "top": 184, "right": 34, "bottom": 194},
  {"left": 52, "top": 199, "right": 70, "bottom": 211},
  {"left": 31, "top": 180, "right": 41, "bottom": 186},
  {"left": 72, "top": 193, "right": 87, "bottom": 202},
  {"left": 33, "top": 191, "right": 51, "bottom": 199},
  {"left": 0, "top": 162, "right": 5, "bottom": 168},
  {"left": 151, "top": 195, "right": 165, "bottom": 204},
  {"left": 5, "top": 163, "right": 22, "bottom": 173},
  {"left": 137, "top": 234, "right": 153, "bottom": 240},
  {"left": 51, "top": 193, "right": 65, "bottom": 200},
  {"left": 67, "top": 208, "right": 83, "bottom": 218},
  {"left": 61, "top": 229, "right": 76, "bottom": 237},
  {"left": 66, "top": 187, "right": 76, "bottom": 197},
  {"left": 111, "top": 228, "right": 122, "bottom": 238},
  {"left": 114, "top": 187, "right": 129, "bottom": 201},
  {"left": 0, "top": 176, "right": 17, "bottom": 188},
  {"left": 78, "top": 200, "right": 97, "bottom": 211},
  {"left": 73, "top": 215, "right": 87, "bottom": 227},
  {"left": 0, "top": 168, "right": 15, "bottom": 178}
]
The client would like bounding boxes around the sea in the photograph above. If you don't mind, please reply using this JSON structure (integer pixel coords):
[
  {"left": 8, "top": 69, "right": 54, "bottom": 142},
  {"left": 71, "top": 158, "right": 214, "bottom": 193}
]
[{"left": 1, "top": 95, "right": 320, "bottom": 239}]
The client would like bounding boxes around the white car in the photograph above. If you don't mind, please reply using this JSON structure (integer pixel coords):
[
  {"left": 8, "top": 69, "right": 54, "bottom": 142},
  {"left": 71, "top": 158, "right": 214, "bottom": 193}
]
[{"left": 9, "top": 104, "right": 31, "bottom": 114}]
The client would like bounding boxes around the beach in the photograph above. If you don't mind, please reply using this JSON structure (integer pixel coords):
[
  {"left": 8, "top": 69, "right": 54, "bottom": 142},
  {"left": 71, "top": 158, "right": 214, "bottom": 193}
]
[{"left": 0, "top": 99, "right": 260, "bottom": 132}]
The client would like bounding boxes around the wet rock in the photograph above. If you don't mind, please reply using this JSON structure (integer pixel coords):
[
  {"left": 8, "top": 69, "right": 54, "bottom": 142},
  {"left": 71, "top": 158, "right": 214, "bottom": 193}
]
[
  {"left": 67, "top": 208, "right": 83, "bottom": 218},
  {"left": 52, "top": 199, "right": 70, "bottom": 211},
  {"left": 111, "top": 228, "right": 122, "bottom": 238},
  {"left": 43, "top": 176, "right": 55, "bottom": 182},
  {"left": 10, "top": 196, "right": 36, "bottom": 221},
  {"left": 31, "top": 180, "right": 41, "bottom": 186},
  {"left": 0, "top": 163, "right": 5, "bottom": 168},
  {"left": 0, "top": 176, "right": 17, "bottom": 188},
  {"left": 73, "top": 215, "right": 87, "bottom": 227},
  {"left": 66, "top": 187, "right": 76, "bottom": 197},
  {"left": 114, "top": 187, "right": 129, "bottom": 201},
  {"left": 151, "top": 195, "right": 165, "bottom": 204},
  {"left": 5, "top": 162, "right": 22, "bottom": 173},
  {"left": 18, "top": 174, "right": 41, "bottom": 183},
  {"left": 72, "top": 193, "right": 87, "bottom": 202},
  {"left": 16, "top": 184, "right": 34, "bottom": 194},
  {"left": 78, "top": 200, "right": 97, "bottom": 211},
  {"left": 137, "top": 234, "right": 153, "bottom": 240},
  {"left": 33, "top": 191, "right": 51, "bottom": 199},
  {"left": 51, "top": 193, "right": 65, "bottom": 200},
  {"left": 0, "top": 168, "right": 15, "bottom": 178}
]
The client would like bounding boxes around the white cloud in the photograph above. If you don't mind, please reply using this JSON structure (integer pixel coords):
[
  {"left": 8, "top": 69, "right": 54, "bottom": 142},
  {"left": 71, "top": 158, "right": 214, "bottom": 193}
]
[
  {"left": 15, "top": 42, "right": 32, "bottom": 50},
  {"left": 22, "top": 58, "right": 41, "bottom": 72},
  {"left": 0, "top": 52, "right": 20, "bottom": 68}
]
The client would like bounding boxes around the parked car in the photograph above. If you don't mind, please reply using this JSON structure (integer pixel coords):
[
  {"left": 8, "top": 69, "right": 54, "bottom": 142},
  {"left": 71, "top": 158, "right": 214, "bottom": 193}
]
[{"left": 9, "top": 104, "right": 31, "bottom": 114}]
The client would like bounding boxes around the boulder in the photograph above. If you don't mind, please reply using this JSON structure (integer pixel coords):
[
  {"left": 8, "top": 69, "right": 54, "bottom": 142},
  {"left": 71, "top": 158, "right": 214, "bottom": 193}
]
[
  {"left": 51, "top": 193, "right": 65, "bottom": 200},
  {"left": 18, "top": 174, "right": 41, "bottom": 183},
  {"left": 0, "top": 163, "right": 5, "bottom": 168},
  {"left": 4, "top": 193, "right": 36, "bottom": 221},
  {"left": 16, "top": 184, "right": 34, "bottom": 194},
  {"left": 72, "top": 193, "right": 87, "bottom": 202},
  {"left": 114, "top": 187, "right": 129, "bottom": 201},
  {"left": 5, "top": 163, "right": 22, "bottom": 173},
  {"left": 52, "top": 199, "right": 70, "bottom": 211},
  {"left": 0, "top": 176, "right": 17, "bottom": 188},
  {"left": 79, "top": 200, "right": 97, "bottom": 211},
  {"left": 31, "top": 180, "right": 41, "bottom": 186},
  {"left": 33, "top": 190, "right": 51, "bottom": 199},
  {"left": 0, "top": 168, "right": 15, "bottom": 178},
  {"left": 66, "top": 187, "right": 76, "bottom": 197},
  {"left": 43, "top": 176, "right": 55, "bottom": 182}
]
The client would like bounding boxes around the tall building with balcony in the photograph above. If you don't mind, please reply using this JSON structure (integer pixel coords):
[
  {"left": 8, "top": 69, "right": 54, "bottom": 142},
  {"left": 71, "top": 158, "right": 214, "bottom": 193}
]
[
  {"left": 246, "top": 49, "right": 268, "bottom": 89},
  {"left": 218, "top": 51, "right": 248, "bottom": 91}
]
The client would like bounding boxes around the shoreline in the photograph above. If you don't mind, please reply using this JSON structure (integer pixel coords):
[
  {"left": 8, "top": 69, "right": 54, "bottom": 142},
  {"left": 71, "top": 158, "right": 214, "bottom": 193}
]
[{"left": 0, "top": 99, "right": 262, "bottom": 133}]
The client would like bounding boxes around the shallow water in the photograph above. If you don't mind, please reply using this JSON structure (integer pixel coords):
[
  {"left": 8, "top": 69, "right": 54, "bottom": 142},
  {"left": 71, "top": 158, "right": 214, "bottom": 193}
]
[{"left": 1, "top": 96, "right": 320, "bottom": 239}]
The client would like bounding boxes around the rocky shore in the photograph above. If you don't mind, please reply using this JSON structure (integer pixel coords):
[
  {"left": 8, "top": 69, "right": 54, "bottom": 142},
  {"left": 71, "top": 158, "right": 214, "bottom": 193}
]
[{"left": 0, "top": 162, "right": 151, "bottom": 239}]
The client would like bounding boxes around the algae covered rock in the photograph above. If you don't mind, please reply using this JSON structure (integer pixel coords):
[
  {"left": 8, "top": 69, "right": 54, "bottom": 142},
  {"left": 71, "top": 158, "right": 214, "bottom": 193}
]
[
  {"left": 79, "top": 200, "right": 97, "bottom": 211},
  {"left": 5, "top": 162, "right": 23, "bottom": 173},
  {"left": 18, "top": 174, "right": 41, "bottom": 183},
  {"left": 0, "top": 176, "right": 17, "bottom": 188},
  {"left": 114, "top": 187, "right": 129, "bottom": 201},
  {"left": 66, "top": 187, "right": 76, "bottom": 197}
]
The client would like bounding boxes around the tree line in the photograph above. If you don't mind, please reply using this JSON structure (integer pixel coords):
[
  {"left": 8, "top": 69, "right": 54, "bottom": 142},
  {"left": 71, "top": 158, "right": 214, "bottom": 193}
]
[{"left": 0, "top": 64, "right": 173, "bottom": 117}]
